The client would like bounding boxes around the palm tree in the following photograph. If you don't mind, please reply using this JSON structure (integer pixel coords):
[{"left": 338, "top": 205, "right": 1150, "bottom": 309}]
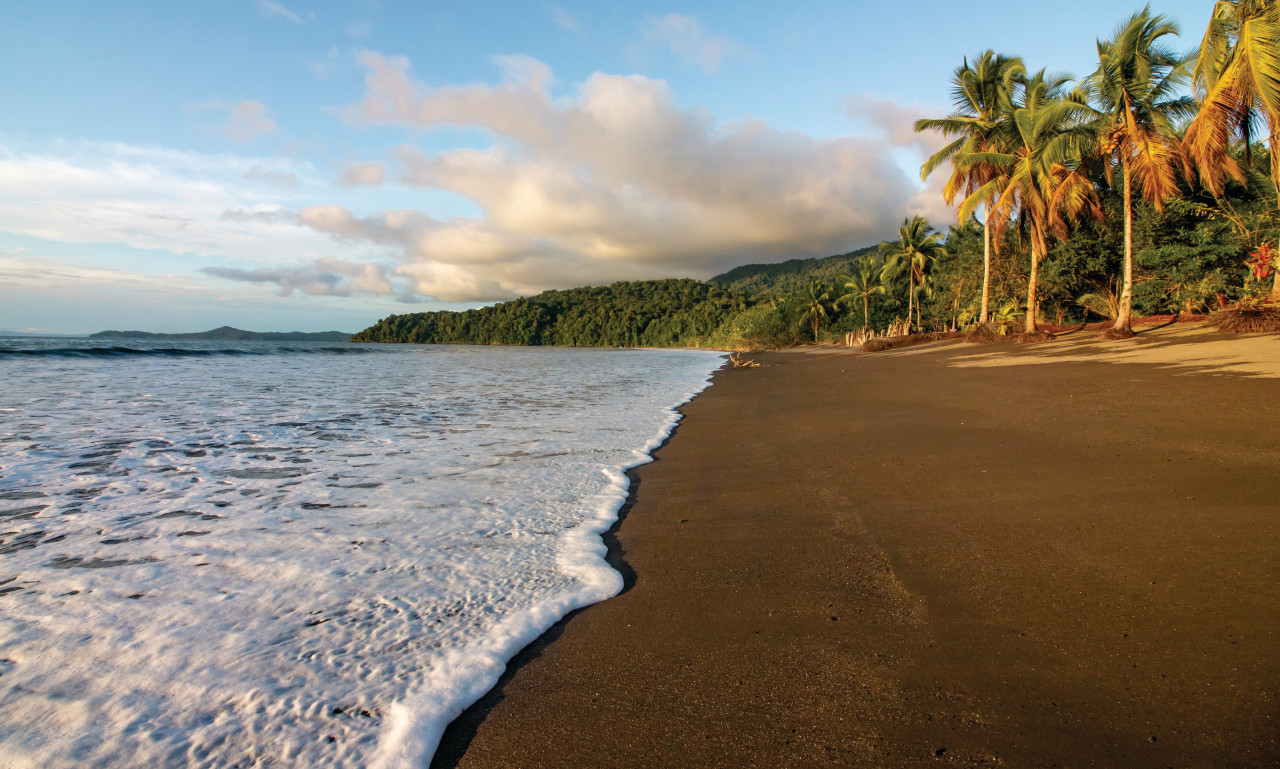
[
  {"left": 1085, "top": 8, "right": 1194, "bottom": 337},
  {"left": 917, "top": 51, "right": 1025, "bottom": 324},
  {"left": 1186, "top": 0, "right": 1280, "bottom": 300},
  {"left": 837, "top": 255, "right": 887, "bottom": 331},
  {"left": 879, "top": 216, "right": 946, "bottom": 332},
  {"left": 959, "top": 71, "right": 1103, "bottom": 334},
  {"left": 798, "top": 280, "right": 836, "bottom": 342}
]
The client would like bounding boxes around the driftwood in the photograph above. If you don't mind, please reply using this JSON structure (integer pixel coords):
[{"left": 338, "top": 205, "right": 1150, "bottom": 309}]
[{"left": 728, "top": 352, "right": 760, "bottom": 368}]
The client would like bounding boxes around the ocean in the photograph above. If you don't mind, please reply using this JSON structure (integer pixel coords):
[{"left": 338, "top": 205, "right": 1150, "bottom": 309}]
[{"left": 0, "top": 339, "right": 723, "bottom": 768}]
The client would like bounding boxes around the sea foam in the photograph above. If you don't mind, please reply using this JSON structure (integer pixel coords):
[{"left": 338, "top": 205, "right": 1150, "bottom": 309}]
[{"left": 0, "top": 341, "right": 722, "bottom": 767}]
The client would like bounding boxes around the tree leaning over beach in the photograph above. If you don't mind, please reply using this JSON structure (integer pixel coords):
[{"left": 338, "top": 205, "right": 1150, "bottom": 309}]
[
  {"left": 959, "top": 71, "right": 1103, "bottom": 333},
  {"left": 1085, "top": 7, "right": 1195, "bottom": 338},
  {"left": 1186, "top": 0, "right": 1280, "bottom": 301},
  {"left": 917, "top": 51, "right": 1025, "bottom": 324},
  {"left": 879, "top": 216, "right": 947, "bottom": 332}
]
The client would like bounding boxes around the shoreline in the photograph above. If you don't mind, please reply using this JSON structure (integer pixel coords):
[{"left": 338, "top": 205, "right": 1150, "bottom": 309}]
[
  {"left": 432, "top": 323, "right": 1279, "bottom": 768},
  {"left": 428, "top": 404, "right": 691, "bottom": 768},
  {"left": 382, "top": 349, "right": 724, "bottom": 767}
]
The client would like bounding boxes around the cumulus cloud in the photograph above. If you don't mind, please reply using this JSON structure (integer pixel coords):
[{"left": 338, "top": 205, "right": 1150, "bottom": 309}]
[
  {"left": 338, "top": 161, "right": 386, "bottom": 186},
  {"left": 223, "top": 101, "right": 279, "bottom": 143},
  {"left": 254, "top": 0, "right": 302, "bottom": 24},
  {"left": 0, "top": 60, "right": 958, "bottom": 313},
  {"left": 202, "top": 258, "right": 396, "bottom": 297},
  {"left": 313, "top": 52, "right": 950, "bottom": 301},
  {"left": 845, "top": 93, "right": 964, "bottom": 226},
  {"left": 845, "top": 93, "right": 949, "bottom": 157},
  {"left": 640, "top": 14, "right": 744, "bottom": 74}
]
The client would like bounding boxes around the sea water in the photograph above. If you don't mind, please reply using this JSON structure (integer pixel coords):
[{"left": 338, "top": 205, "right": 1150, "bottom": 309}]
[{"left": 0, "top": 340, "right": 722, "bottom": 768}]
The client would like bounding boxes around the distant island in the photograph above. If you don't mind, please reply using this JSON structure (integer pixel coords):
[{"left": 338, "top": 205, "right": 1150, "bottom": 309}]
[{"left": 91, "top": 326, "right": 351, "bottom": 342}]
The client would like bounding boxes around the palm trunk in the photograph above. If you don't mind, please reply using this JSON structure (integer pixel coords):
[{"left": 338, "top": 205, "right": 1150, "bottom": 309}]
[
  {"left": 982, "top": 208, "right": 992, "bottom": 323},
  {"left": 1113, "top": 158, "right": 1135, "bottom": 333},
  {"left": 863, "top": 296, "right": 869, "bottom": 330},
  {"left": 907, "top": 273, "right": 914, "bottom": 333},
  {"left": 1026, "top": 239, "right": 1041, "bottom": 335},
  {"left": 1272, "top": 121, "right": 1280, "bottom": 302}
]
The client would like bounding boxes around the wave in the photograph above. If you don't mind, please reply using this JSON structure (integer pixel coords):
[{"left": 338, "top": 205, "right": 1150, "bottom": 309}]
[{"left": 0, "top": 345, "right": 380, "bottom": 359}]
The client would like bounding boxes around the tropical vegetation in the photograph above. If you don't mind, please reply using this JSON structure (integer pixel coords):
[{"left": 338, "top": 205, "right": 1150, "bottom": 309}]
[
  {"left": 357, "top": 3, "right": 1280, "bottom": 350},
  {"left": 879, "top": 216, "right": 948, "bottom": 332},
  {"left": 912, "top": 2, "right": 1280, "bottom": 336},
  {"left": 352, "top": 280, "right": 752, "bottom": 347}
]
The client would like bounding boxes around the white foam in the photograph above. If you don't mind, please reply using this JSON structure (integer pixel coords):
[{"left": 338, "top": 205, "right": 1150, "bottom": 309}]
[{"left": 0, "top": 343, "right": 722, "bottom": 767}]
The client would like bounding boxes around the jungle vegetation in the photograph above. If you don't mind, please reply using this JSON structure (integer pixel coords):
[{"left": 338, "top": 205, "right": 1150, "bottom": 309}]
[
  {"left": 356, "top": 3, "right": 1280, "bottom": 349},
  {"left": 351, "top": 280, "right": 754, "bottom": 347}
]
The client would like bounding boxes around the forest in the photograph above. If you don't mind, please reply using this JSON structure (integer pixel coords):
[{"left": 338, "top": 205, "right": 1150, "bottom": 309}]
[
  {"left": 355, "top": 2, "right": 1280, "bottom": 349},
  {"left": 350, "top": 280, "right": 754, "bottom": 347}
]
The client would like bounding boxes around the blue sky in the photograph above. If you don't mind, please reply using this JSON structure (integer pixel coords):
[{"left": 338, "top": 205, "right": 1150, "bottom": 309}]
[{"left": 1, "top": 0, "right": 1210, "bottom": 333}]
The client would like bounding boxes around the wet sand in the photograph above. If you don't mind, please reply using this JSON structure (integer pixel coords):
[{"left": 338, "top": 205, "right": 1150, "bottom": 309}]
[{"left": 434, "top": 325, "right": 1280, "bottom": 768}]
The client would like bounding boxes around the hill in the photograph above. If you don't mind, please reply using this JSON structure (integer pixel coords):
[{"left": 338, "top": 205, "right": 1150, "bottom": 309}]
[
  {"left": 707, "top": 245, "right": 878, "bottom": 297},
  {"left": 352, "top": 279, "right": 752, "bottom": 347},
  {"left": 91, "top": 326, "right": 351, "bottom": 342}
]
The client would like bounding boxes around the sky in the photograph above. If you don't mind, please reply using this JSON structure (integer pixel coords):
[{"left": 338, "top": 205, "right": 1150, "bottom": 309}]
[{"left": 0, "top": 0, "right": 1212, "bottom": 334}]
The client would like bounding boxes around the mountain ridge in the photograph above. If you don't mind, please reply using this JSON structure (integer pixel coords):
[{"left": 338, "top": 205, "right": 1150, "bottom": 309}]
[{"left": 90, "top": 326, "right": 352, "bottom": 342}]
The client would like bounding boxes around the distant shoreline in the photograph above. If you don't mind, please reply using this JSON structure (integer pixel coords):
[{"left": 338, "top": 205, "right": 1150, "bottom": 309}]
[{"left": 89, "top": 326, "right": 351, "bottom": 342}]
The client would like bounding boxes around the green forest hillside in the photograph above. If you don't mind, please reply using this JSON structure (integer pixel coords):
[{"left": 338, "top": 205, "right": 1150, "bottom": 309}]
[
  {"left": 707, "top": 245, "right": 878, "bottom": 297},
  {"left": 352, "top": 279, "right": 755, "bottom": 347},
  {"left": 350, "top": 248, "right": 893, "bottom": 350}
]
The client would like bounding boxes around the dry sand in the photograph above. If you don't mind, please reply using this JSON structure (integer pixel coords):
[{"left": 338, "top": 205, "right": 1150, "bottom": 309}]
[{"left": 432, "top": 325, "right": 1279, "bottom": 768}]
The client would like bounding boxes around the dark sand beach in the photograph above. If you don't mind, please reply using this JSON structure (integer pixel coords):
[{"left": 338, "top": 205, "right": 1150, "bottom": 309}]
[{"left": 434, "top": 325, "right": 1279, "bottom": 768}]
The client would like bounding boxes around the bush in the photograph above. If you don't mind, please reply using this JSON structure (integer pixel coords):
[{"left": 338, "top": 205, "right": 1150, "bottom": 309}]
[{"left": 707, "top": 304, "right": 803, "bottom": 350}]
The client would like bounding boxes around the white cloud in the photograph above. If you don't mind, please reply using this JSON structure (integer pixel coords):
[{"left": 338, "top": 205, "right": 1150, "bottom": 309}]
[
  {"left": 0, "top": 61, "right": 959, "bottom": 314},
  {"left": 0, "top": 251, "right": 385, "bottom": 334},
  {"left": 313, "top": 52, "right": 947, "bottom": 302},
  {"left": 844, "top": 93, "right": 948, "bottom": 157},
  {"left": 339, "top": 161, "right": 386, "bottom": 187},
  {"left": 202, "top": 258, "right": 396, "bottom": 297},
  {"left": 640, "top": 14, "right": 745, "bottom": 74},
  {"left": 254, "top": 0, "right": 302, "bottom": 24},
  {"left": 548, "top": 5, "right": 579, "bottom": 31},
  {"left": 0, "top": 139, "right": 379, "bottom": 267},
  {"left": 223, "top": 101, "right": 279, "bottom": 143},
  {"left": 845, "top": 93, "right": 961, "bottom": 226},
  {"left": 0, "top": 252, "right": 212, "bottom": 293}
]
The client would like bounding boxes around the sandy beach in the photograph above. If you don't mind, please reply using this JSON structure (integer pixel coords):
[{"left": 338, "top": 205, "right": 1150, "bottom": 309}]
[{"left": 433, "top": 323, "right": 1279, "bottom": 768}]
